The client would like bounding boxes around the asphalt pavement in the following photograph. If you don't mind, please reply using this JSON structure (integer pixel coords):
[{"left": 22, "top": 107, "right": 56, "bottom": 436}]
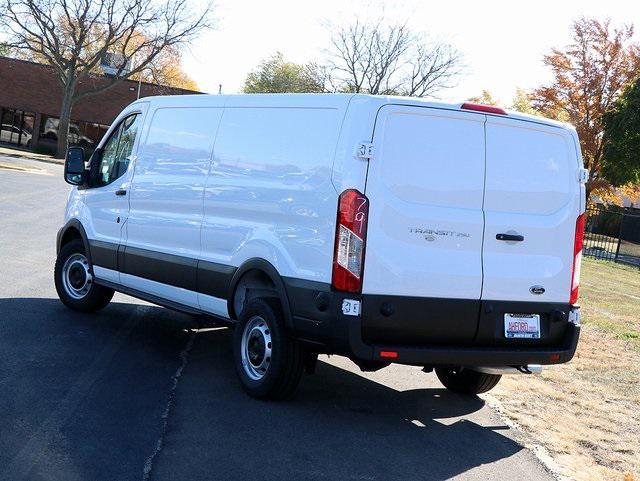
[{"left": 0, "top": 156, "right": 556, "bottom": 481}]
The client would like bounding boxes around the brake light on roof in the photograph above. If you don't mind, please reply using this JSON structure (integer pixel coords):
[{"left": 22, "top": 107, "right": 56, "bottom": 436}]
[
  {"left": 461, "top": 102, "right": 507, "bottom": 115},
  {"left": 570, "top": 213, "right": 586, "bottom": 305},
  {"left": 332, "top": 189, "right": 369, "bottom": 293}
]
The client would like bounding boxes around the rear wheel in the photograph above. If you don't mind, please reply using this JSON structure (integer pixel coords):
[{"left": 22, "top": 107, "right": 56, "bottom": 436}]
[
  {"left": 233, "top": 298, "right": 304, "bottom": 400},
  {"left": 435, "top": 367, "right": 501, "bottom": 395},
  {"left": 54, "top": 239, "right": 114, "bottom": 312}
]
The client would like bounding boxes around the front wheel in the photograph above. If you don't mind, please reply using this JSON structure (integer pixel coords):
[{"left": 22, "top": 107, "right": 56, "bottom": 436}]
[
  {"left": 54, "top": 239, "right": 114, "bottom": 312},
  {"left": 435, "top": 367, "right": 501, "bottom": 395},
  {"left": 233, "top": 298, "right": 304, "bottom": 400}
]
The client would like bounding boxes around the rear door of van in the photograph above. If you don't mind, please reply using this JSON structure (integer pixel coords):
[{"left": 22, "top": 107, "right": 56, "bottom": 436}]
[
  {"left": 477, "top": 116, "right": 583, "bottom": 346},
  {"left": 362, "top": 105, "right": 486, "bottom": 345}
]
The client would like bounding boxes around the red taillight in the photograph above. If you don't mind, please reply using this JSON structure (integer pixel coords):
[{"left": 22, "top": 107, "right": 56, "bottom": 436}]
[
  {"left": 332, "top": 189, "right": 369, "bottom": 293},
  {"left": 570, "top": 213, "right": 586, "bottom": 305},
  {"left": 380, "top": 351, "right": 398, "bottom": 359},
  {"left": 461, "top": 102, "right": 507, "bottom": 115}
]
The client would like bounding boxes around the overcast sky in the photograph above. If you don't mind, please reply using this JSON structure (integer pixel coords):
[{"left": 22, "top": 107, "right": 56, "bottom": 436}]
[{"left": 182, "top": 0, "right": 639, "bottom": 104}]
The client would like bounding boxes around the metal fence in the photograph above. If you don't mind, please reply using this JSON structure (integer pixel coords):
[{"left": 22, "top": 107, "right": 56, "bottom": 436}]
[{"left": 584, "top": 204, "right": 640, "bottom": 267}]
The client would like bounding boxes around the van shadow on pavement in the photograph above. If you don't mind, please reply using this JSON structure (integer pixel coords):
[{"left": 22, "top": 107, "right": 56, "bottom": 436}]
[
  {"left": 152, "top": 326, "right": 526, "bottom": 481},
  {"left": 0, "top": 297, "right": 197, "bottom": 481},
  {"left": 0, "top": 297, "right": 526, "bottom": 481}
]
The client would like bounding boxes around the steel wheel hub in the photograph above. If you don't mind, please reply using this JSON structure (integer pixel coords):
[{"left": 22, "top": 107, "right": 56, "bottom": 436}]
[
  {"left": 240, "top": 316, "right": 272, "bottom": 381},
  {"left": 62, "top": 253, "right": 92, "bottom": 299}
]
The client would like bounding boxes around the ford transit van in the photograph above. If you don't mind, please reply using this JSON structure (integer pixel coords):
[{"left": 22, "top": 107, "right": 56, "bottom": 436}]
[{"left": 56, "top": 94, "right": 586, "bottom": 399}]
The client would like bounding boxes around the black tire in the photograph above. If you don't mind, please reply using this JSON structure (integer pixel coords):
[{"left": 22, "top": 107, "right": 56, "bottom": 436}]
[
  {"left": 54, "top": 239, "right": 114, "bottom": 312},
  {"left": 435, "top": 367, "right": 501, "bottom": 395},
  {"left": 233, "top": 298, "right": 304, "bottom": 400}
]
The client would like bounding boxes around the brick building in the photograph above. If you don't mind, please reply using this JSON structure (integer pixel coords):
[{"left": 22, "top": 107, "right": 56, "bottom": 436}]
[{"left": 0, "top": 56, "right": 200, "bottom": 153}]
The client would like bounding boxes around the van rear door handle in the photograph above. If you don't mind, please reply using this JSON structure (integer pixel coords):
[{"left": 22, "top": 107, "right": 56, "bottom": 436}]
[
  {"left": 496, "top": 233, "right": 524, "bottom": 242},
  {"left": 115, "top": 189, "right": 127, "bottom": 196}
]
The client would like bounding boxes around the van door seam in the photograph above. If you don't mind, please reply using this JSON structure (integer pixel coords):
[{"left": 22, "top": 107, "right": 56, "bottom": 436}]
[
  {"left": 474, "top": 115, "right": 488, "bottom": 343},
  {"left": 197, "top": 102, "right": 228, "bottom": 303}
]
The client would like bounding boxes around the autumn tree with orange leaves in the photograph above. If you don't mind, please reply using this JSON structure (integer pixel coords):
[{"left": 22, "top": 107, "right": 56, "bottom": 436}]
[
  {"left": 141, "top": 50, "right": 199, "bottom": 92},
  {"left": 532, "top": 17, "right": 640, "bottom": 198}
]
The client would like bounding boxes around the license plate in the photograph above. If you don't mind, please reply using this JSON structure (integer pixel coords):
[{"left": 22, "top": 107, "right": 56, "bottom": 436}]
[{"left": 504, "top": 313, "right": 540, "bottom": 339}]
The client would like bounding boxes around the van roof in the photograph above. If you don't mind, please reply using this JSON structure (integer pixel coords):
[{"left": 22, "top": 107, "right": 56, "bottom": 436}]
[{"left": 134, "top": 93, "right": 571, "bottom": 130}]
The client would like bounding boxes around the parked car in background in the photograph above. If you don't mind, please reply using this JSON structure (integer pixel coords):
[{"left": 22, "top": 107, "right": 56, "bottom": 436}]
[
  {"left": 0, "top": 123, "right": 32, "bottom": 146},
  {"left": 42, "top": 118, "right": 94, "bottom": 147},
  {"left": 55, "top": 93, "right": 587, "bottom": 400}
]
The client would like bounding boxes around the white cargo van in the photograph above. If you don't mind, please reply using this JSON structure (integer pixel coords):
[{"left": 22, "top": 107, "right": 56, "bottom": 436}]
[{"left": 56, "top": 94, "right": 586, "bottom": 399}]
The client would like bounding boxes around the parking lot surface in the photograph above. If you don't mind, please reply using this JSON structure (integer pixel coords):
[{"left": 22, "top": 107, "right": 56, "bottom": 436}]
[{"left": 0, "top": 157, "right": 555, "bottom": 481}]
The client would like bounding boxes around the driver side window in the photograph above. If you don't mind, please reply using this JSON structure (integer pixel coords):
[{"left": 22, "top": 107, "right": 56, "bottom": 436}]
[{"left": 95, "top": 113, "right": 141, "bottom": 186}]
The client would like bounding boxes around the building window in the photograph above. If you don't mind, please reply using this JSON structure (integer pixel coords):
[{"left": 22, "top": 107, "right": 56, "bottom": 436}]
[
  {"left": 0, "top": 107, "right": 35, "bottom": 148},
  {"left": 39, "top": 115, "right": 109, "bottom": 151}
]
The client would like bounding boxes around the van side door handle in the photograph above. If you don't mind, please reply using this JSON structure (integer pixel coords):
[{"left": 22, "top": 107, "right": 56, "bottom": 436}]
[
  {"left": 496, "top": 233, "right": 524, "bottom": 242},
  {"left": 115, "top": 189, "right": 127, "bottom": 196}
]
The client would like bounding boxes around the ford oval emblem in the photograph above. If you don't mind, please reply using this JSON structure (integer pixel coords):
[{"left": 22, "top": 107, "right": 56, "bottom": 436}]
[{"left": 530, "top": 286, "right": 545, "bottom": 295}]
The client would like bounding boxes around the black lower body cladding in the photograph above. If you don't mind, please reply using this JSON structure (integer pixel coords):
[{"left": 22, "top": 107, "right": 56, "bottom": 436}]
[
  {"left": 361, "top": 295, "right": 480, "bottom": 345},
  {"left": 361, "top": 294, "right": 574, "bottom": 349},
  {"left": 86, "top": 240, "right": 236, "bottom": 298},
  {"left": 282, "top": 279, "right": 580, "bottom": 366},
  {"left": 73, "top": 233, "right": 579, "bottom": 367}
]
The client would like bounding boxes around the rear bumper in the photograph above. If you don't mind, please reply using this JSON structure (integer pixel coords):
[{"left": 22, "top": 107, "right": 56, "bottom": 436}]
[
  {"left": 284, "top": 278, "right": 581, "bottom": 367},
  {"left": 345, "top": 316, "right": 580, "bottom": 366}
]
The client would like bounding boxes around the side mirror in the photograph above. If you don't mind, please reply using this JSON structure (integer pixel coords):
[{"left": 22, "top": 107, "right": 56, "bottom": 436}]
[{"left": 64, "top": 146, "right": 86, "bottom": 185}]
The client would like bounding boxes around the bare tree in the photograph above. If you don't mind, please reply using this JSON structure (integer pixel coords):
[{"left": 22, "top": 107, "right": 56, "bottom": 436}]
[
  {"left": 404, "top": 43, "right": 461, "bottom": 97},
  {"left": 327, "top": 20, "right": 461, "bottom": 97},
  {"left": 0, "top": 0, "right": 212, "bottom": 156},
  {"left": 304, "top": 61, "right": 339, "bottom": 93}
]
